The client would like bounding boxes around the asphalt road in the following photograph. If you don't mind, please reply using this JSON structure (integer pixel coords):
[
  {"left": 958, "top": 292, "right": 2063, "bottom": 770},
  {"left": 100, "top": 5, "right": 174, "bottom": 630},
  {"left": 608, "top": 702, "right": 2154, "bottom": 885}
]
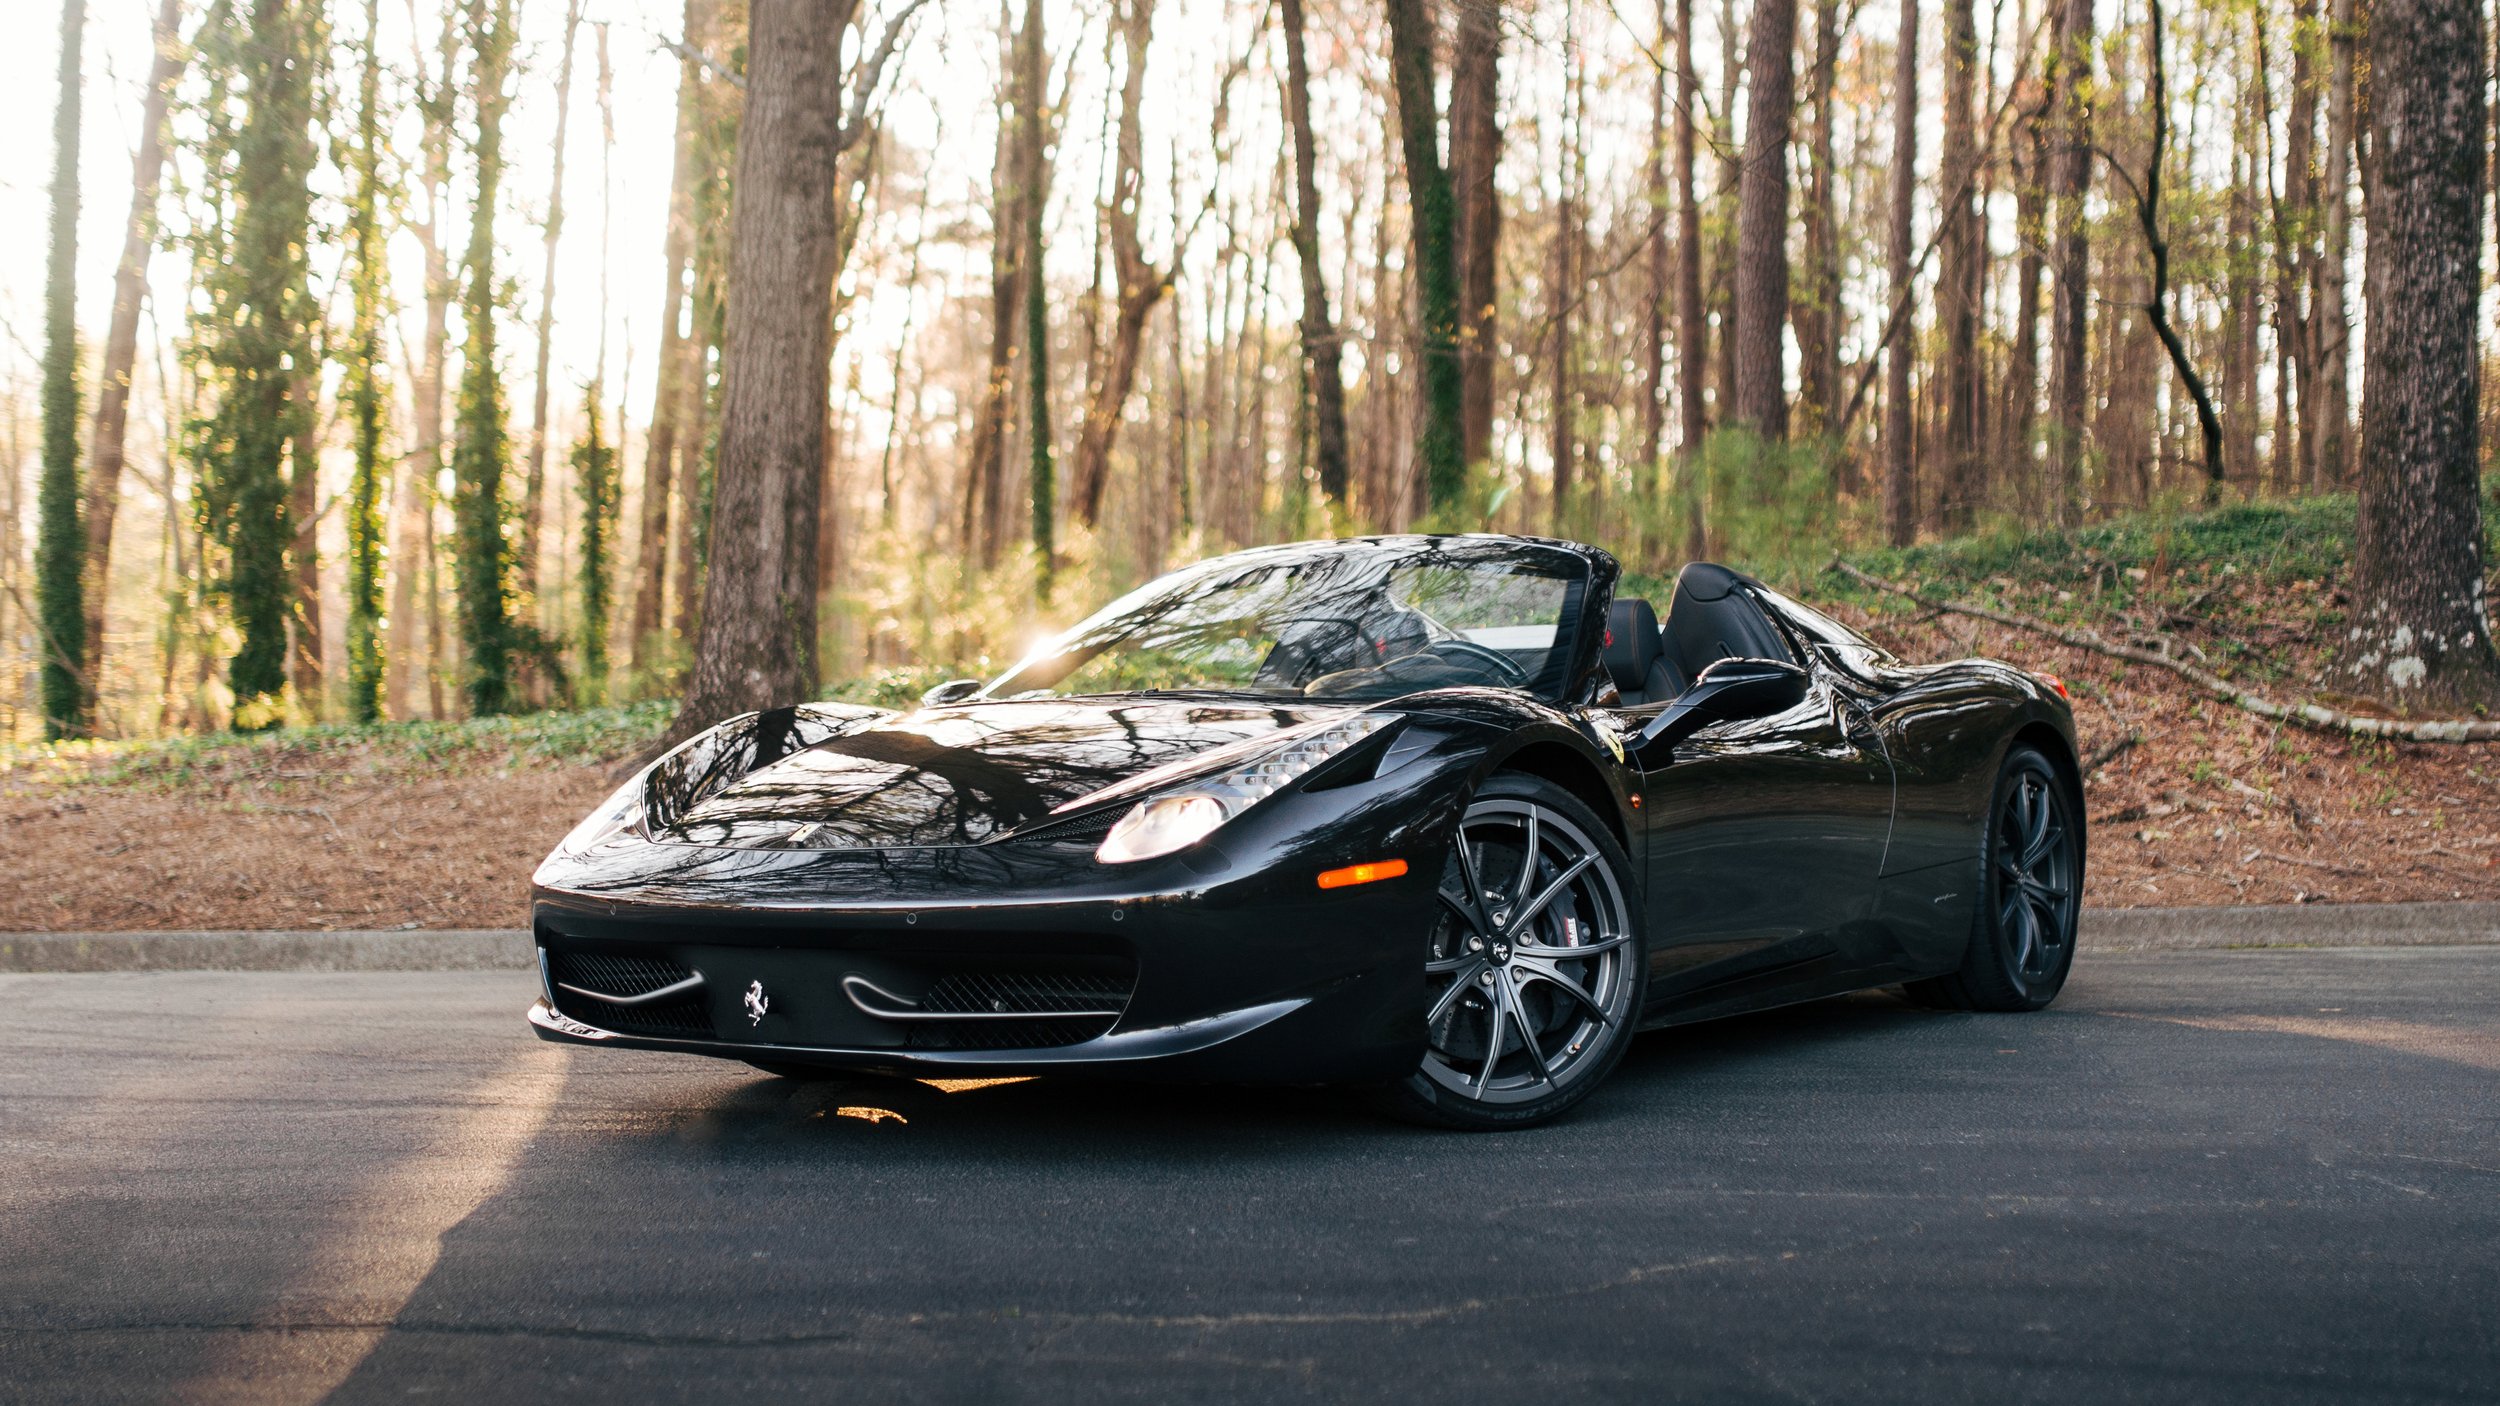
[{"left": 4, "top": 947, "right": 2495, "bottom": 1405}]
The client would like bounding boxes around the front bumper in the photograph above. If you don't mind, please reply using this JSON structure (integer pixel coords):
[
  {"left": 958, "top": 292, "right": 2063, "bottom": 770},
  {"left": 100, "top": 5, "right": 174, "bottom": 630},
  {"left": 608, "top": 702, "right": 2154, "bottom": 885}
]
[{"left": 525, "top": 750, "right": 1477, "bottom": 1084}]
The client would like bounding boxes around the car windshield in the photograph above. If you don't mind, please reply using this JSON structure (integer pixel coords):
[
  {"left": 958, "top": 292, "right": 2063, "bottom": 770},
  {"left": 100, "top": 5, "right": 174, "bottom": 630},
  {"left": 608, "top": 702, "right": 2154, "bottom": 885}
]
[{"left": 988, "top": 540, "right": 1587, "bottom": 702}]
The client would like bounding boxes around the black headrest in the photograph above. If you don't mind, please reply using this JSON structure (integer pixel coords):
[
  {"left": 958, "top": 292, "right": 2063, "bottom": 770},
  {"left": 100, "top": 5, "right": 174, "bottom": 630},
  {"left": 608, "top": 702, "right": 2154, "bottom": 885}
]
[
  {"left": 1603, "top": 598, "right": 1663, "bottom": 692},
  {"left": 1663, "top": 563, "right": 1790, "bottom": 673},
  {"left": 1671, "top": 561, "right": 1751, "bottom": 602}
]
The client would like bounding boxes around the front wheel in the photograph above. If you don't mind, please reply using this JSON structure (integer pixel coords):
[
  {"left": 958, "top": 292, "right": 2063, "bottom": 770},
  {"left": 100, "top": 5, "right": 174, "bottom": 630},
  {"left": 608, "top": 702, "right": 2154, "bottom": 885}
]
[
  {"left": 1373, "top": 774, "right": 1647, "bottom": 1130},
  {"left": 1906, "top": 743, "right": 2082, "bottom": 1012}
]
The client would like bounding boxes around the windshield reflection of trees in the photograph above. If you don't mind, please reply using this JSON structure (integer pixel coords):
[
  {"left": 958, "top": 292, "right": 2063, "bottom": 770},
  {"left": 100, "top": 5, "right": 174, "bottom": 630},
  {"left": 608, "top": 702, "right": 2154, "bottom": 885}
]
[{"left": 992, "top": 539, "right": 1580, "bottom": 702}]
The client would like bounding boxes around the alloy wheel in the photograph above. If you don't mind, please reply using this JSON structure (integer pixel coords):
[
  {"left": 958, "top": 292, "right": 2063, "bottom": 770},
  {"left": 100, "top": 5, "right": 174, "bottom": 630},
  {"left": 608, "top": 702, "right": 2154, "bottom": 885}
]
[
  {"left": 1421, "top": 797, "right": 1637, "bottom": 1107},
  {"left": 1994, "top": 763, "right": 2078, "bottom": 995}
]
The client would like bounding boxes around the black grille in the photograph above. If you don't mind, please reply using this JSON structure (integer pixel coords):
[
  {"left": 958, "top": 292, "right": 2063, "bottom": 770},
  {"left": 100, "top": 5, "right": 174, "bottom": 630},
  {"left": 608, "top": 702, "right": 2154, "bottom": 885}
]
[
  {"left": 546, "top": 949, "right": 714, "bottom": 1040},
  {"left": 918, "top": 970, "right": 1130, "bottom": 1016},
  {"left": 898, "top": 966, "right": 1134, "bottom": 1050}
]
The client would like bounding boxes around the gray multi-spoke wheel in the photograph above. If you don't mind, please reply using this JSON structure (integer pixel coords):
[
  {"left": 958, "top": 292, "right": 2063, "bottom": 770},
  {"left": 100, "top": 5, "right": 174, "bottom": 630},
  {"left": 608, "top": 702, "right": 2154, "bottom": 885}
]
[
  {"left": 1376, "top": 774, "right": 1645, "bottom": 1129},
  {"left": 1907, "top": 743, "right": 2082, "bottom": 1012}
]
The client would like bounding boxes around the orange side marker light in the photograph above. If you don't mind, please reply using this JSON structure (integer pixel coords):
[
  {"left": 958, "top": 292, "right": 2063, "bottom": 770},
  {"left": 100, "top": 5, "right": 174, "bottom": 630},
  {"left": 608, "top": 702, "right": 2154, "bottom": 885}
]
[{"left": 1317, "top": 858, "right": 1409, "bottom": 890}]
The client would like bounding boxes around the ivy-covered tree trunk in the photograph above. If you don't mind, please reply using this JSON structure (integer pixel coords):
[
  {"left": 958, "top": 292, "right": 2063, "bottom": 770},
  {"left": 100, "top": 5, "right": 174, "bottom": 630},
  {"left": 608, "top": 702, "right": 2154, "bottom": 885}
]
[
  {"left": 572, "top": 391, "right": 619, "bottom": 701},
  {"left": 667, "top": 0, "right": 848, "bottom": 742},
  {"left": 2338, "top": 0, "right": 2500, "bottom": 710},
  {"left": 81, "top": 0, "right": 185, "bottom": 725},
  {"left": 1017, "top": 0, "right": 1055, "bottom": 594},
  {"left": 194, "top": 0, "right": 317, "bottom": 729},
  {"left": 344, "top": 0, "right": 389, "bottom": 722},
  {"left": 37, "top": 0, "right": 85, "bottom": 739},
  {"left": 1382, "top": 0, "right": 1466, "bottom": 513},
  {"left": 452, "top": 0, "right": 517, "bottom": 715}
]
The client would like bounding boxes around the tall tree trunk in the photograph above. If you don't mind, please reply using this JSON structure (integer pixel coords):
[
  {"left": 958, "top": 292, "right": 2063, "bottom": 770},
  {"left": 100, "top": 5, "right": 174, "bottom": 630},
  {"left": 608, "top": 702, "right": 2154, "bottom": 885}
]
[
  {"left": 2132, "top": 0, "right": 2226, "bottom": 503},
  {"left": 1449, "top": 0, "right": 1500, "bottom": 474},
  {"left": 1016, "top": 0, "right": 1055, "bottom": 594},
  {"left": 1712, "top": 0, "right": 1743, "bottom": 418},
  {"left": 2314, "top": 0, "right": 2357, "bottom": 489},
  {"left": 2275, "top": 0, "right": 2321, "bottom": 491},
  {"left": 1639, "top": 0, "right": 1671, "bottom": 489},
  {"left": 1550, "top": 7, "right": 1580, "bottom": 528},
  {"left": 1884, "top": 0, "right": 1920, "bottom": 545},
  {"left": 1793, "top": 0, "right": 1843, "bottom": 437},
  {"left": 2046, "top": 0, "right": 2095, "bottom": 522},
  {"left": 344, "top": 0, "right": 386, "bottom": 722},
  {"left": 288, "top": 366, "right": 322, "bottom": 712},
  {"left": 1280, "top": 0, "right": 1351, "bottom": 508},
  {"left": 79, "top": 0, "right": 184, "bottom": 723},
  {"left": 451, "top": 0, "right": 517, "bottom": 715},
  {"left": 961, "top": 5, "right": 1021, "bottom": 567},
  {"left": 518, "top": 0, "right": 584, "bottom": 607},
  {"left": 1936, "top": 0, "right": 1983, "bottom": 527},
  {"left": 1383, "top": 0, "right": 1467, "bottom": 512},
  {"left": 668, "top": 0, "right": 853, "bottom": 742},
  {"left": 1070, "top": 0, "right": 1163, "bottom": 529},
  {"left": 1731, "top": 0, "right": 1797, "bottom": 436},
  {"left": 630, "top": 0, "right": 707, "bottom": 669},
  {"left": 2339, "top": 0, "right": 2499, "bottom": 708},
  {"left": 2005, "top": 54, "right": 2048, "bottom": 488},
  {"left": 38, "top": 0, "right": 85, "bottom": 739},
  {"left": 389, "top": 1, "right": 458, "bottom": 718},
  {"left": 201, "top": 0, "right": 317, "bottom": 727},
  {"left": 671, "top": 320, "right": 714, "bottom": 636},
  {"left": 2223, "top": 78, "right": 2260, "bottom": 484},
  {"left": 1674, "top": 0, "right": 1707, "bottom": 557}
]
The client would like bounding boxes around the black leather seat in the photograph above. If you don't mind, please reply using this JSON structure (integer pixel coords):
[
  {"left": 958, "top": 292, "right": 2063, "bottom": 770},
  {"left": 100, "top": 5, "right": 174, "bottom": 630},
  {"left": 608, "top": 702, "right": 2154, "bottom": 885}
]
[
  {"left": 1603, "top": 598, "right": 1683, "bottom": 705},
  {"left": 1659, "top": 562, "right": 1793, "bottom": 682}
]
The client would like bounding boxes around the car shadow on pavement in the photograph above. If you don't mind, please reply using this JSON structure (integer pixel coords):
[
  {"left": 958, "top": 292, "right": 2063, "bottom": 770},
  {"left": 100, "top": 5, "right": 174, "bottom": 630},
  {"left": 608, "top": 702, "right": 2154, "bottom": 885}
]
[{"left": 577, "top": 986, "right": 1951, "bottom": 1154}]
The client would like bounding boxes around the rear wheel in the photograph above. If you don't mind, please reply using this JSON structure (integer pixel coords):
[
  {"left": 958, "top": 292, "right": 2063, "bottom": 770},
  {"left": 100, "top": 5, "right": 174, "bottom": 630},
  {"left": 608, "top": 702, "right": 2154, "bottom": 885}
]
[
  {"left": 1374, "top": 774, "right": 1646, "bottom": 1130},
  {"left": 1906, "top": 744, "right": 2081, "bottom": 1012}
]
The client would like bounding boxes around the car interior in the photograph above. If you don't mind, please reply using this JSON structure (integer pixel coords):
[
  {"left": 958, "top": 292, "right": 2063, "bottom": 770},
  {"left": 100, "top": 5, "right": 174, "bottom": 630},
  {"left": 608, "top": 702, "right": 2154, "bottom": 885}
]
[{"left": 1603, "top": 562, "right": 1797, "bottom": 706}]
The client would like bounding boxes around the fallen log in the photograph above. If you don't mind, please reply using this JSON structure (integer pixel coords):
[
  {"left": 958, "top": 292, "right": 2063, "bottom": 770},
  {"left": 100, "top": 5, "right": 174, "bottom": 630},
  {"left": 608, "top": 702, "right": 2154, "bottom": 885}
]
[{"left": 1829, "top": 560, "right": 2500, "bottom": 743}]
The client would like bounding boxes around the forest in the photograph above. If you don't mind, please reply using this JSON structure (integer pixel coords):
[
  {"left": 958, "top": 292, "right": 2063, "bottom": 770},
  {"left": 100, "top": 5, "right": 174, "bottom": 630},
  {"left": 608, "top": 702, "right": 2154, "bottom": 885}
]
[{"left": 5, "top": 0, "right": 2498, "bottom": 747}]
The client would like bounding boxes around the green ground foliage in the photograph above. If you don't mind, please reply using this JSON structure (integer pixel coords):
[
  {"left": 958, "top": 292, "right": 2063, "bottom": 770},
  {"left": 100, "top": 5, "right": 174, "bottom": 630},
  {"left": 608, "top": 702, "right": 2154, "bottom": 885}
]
[{"left": 1, "top": 701, "right": 673, "bottom": 795}]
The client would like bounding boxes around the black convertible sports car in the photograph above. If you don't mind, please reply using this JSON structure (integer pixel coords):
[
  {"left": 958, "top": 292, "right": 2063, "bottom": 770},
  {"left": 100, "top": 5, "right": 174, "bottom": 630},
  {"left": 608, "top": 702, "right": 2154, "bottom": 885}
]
[{"left": 530, "top": 535, "right": 2084, "bottom": 1128}]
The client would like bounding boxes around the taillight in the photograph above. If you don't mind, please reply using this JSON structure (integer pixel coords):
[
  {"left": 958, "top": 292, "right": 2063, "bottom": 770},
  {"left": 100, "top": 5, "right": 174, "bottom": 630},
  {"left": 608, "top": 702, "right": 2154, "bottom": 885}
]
[{"left": 2035, "top": 672, "right": 2069, "bottom": 699}]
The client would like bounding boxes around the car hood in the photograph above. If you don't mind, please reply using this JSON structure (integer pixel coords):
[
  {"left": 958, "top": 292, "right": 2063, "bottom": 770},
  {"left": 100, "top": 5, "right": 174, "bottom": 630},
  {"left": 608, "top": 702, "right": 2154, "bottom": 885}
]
[{"left": 653, "top": 697, "right": 1359, "bottom": 849}]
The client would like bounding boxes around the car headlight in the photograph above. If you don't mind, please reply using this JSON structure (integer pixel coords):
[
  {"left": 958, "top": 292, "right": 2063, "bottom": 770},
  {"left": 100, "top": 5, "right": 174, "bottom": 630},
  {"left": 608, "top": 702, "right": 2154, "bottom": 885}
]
[{"left": 1096, "top": 714, "right": 1392, "bottom": 864}]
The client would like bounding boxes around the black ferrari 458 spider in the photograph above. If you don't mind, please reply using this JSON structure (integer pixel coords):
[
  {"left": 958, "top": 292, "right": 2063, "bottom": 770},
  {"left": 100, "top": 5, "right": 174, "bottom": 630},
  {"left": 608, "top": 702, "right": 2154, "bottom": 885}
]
[{"left": 530, "top": 535, "right": 2084, "bottom": 1128}]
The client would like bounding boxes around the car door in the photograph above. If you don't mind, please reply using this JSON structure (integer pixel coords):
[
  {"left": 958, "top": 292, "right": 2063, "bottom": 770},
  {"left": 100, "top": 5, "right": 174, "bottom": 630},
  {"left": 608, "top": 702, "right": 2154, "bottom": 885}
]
[{"left": 1623, "top": 630, "right": 1894, "bottom": 998}]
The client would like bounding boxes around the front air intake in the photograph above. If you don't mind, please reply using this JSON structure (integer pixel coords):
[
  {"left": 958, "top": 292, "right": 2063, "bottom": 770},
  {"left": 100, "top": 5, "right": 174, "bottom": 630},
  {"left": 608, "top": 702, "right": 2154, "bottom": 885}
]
[{"left": 545, "top": 949, "right": 715, "bottom": 1040}]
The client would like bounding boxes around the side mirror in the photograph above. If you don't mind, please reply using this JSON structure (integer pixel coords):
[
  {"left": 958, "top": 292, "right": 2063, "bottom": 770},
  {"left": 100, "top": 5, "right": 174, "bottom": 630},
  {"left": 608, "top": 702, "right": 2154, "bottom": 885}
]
[
  {"left": 1634, "top": 657, "right": 1809, "bottom": 755},
  {"left": 920, "top": 678, "right": 984, "bottom": 708}
]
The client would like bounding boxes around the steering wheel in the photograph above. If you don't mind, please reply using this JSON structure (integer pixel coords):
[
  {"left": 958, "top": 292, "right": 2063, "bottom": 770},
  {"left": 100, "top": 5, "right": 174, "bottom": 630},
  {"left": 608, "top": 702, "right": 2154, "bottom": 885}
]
[{"left": 1424, "top": 638, "right": 1531, "bottom": 685}]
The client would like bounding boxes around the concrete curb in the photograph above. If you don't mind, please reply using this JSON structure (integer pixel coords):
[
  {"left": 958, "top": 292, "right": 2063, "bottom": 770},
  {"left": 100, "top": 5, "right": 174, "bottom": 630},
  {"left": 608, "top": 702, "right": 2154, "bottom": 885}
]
[
  {"left": 2078, "top": 901, "right": 2498, "bottom": 952},
  {"left": 2, "top": 901, "right": 2493, "bottom": 972},
  {"left": 0, "top": 929, "right": 535, "bottom": 973}
]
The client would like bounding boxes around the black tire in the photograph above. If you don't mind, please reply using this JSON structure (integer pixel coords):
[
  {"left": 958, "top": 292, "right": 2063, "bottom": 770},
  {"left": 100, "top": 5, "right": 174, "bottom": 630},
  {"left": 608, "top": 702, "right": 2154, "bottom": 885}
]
[
  {"left": 1372, "top": 773, "right": 1648, "bottom": 1130},
  {"left": 1905, "top": 743, "right": 2082, "bottom": 1012}
]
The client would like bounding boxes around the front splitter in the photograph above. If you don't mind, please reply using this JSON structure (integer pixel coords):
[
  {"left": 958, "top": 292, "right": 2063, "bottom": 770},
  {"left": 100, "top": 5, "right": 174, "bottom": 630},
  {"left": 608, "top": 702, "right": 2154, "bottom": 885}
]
[{"left": 527, "top": 992, "right": 1314, "bottom": 1079}]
